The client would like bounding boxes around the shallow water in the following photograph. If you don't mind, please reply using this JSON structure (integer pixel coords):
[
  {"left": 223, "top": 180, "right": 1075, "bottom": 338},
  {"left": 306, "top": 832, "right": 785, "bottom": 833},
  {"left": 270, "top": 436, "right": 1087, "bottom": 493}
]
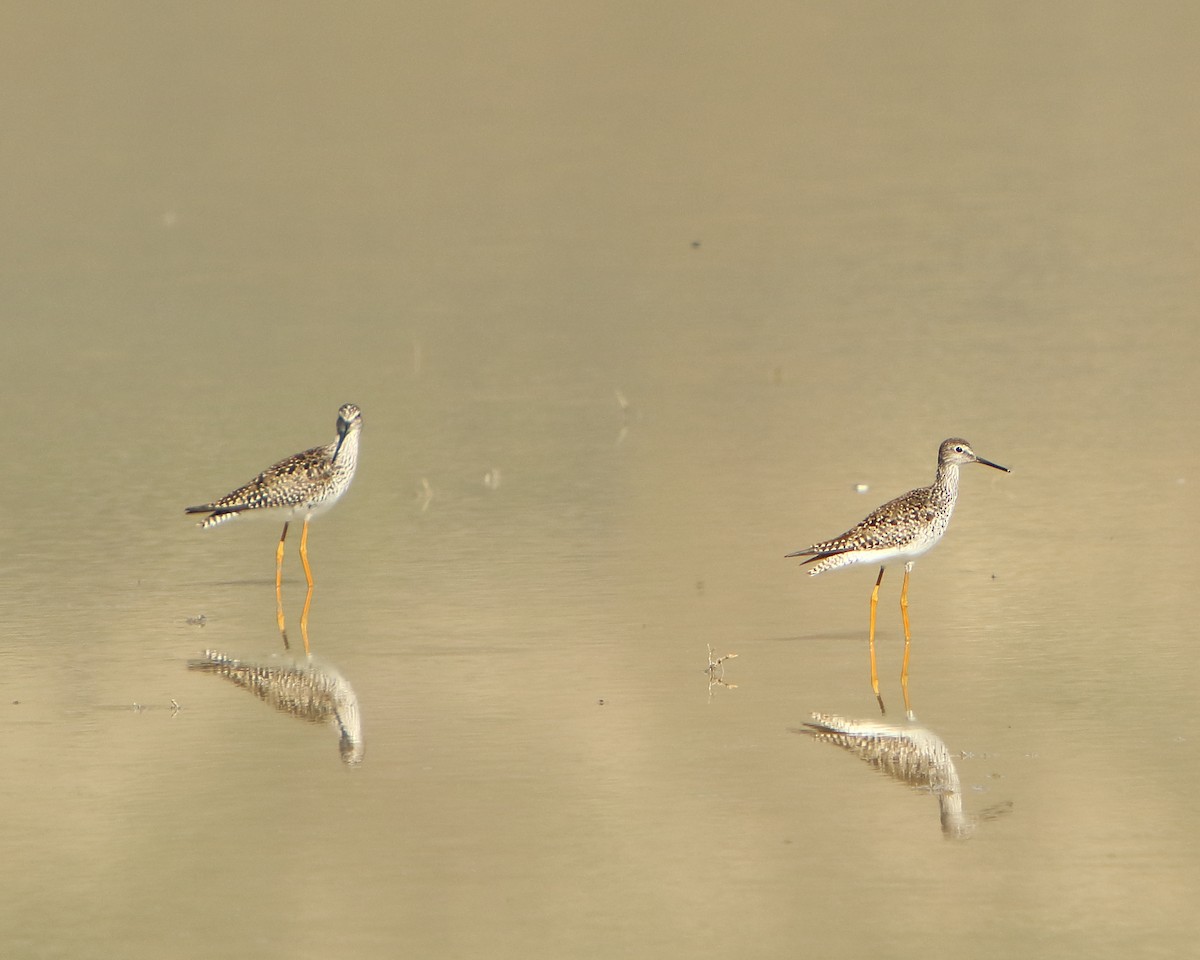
[{"left": 2, "top": 3, "right": 1198, "bottom": 958}]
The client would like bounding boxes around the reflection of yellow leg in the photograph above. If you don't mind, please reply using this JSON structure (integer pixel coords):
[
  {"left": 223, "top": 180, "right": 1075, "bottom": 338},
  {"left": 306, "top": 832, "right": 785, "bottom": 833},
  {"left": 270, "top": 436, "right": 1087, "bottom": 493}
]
[
  {"left": 275, "top": 522, "right": 290, "bottom": 647},
  {"left": 299, "top": 516, "right": 313, "bottom": 656},
  {"left": 900, "top": 562, "right": 913, "bottom": 715},
  {"left": 869, "top": 567, "right": 885, "bottom": 713}
]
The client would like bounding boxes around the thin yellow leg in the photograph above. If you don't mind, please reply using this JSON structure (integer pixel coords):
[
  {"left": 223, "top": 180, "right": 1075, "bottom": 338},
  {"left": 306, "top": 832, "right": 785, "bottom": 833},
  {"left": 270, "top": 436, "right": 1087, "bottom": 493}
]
[
  {"left": 869, "top": 566, "right": 885, "bottom": 714},
  {"left": 299, "top": 516, "right": 314, "bottom": 591},
  {"left": 900, "top": 562, "right": 913, "bottom": 715},
  {"left": 275, "top": 522, "right": 290, "bottom": 647},
  {"left": 299, "top": 516, "right": 313, "bottom": 656}
]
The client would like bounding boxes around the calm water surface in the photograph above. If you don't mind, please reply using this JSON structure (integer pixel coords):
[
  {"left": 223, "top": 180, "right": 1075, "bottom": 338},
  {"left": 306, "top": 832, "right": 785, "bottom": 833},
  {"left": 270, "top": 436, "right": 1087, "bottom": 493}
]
[{"left": 1, "top": 3, "right": 1198, "bottom": 959}]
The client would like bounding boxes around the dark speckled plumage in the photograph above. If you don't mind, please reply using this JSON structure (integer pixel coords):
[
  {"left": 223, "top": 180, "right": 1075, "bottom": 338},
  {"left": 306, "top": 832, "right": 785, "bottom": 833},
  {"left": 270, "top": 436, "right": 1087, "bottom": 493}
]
[
  {"left": 786, "top": 438, "right": 1008, "bottom": 575},
  {"left": 786, "top": 438, "right": 1008, "bottom": 711},
  {"left": 186, "top": 403, "right": 362, "bottom": 528}
]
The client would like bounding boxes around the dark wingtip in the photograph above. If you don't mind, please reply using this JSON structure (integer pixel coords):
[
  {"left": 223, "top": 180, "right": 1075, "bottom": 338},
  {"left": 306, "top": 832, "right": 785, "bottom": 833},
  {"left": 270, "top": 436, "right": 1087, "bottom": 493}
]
[
  {"left": 186, "top": 504, "right": 247, "bottom": 517},
  {"left": 787, "top": 549, "right": 849, "bottom": 565}
]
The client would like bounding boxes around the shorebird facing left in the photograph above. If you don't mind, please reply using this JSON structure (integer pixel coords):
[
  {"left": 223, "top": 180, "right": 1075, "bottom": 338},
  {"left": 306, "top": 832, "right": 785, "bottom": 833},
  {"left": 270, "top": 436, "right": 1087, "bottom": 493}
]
[
  {"left": 786, "top": 438, "right": 1008, "bottom": 713},
  {"left": 186, "top": 403, "right": 363, "bottom": 653}
]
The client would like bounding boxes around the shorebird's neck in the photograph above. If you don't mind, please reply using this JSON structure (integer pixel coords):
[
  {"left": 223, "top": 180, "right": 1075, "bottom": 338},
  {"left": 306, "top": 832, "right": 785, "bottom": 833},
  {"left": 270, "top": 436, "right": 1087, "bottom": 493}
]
[
  {"left": 931, "top": 461, "right": 961, "bottom": 505},
  {"left": 332, "top": 428, "right": 360, "bottom": 472}
]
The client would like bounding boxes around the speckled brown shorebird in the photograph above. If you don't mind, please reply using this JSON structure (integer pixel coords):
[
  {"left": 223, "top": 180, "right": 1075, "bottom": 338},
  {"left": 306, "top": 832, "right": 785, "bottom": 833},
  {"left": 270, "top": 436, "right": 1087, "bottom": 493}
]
[
  {"left": 787, "top": 438, "right": 1008, "bottom": 711},
  {"left": 186, "top": 403, "right": 363, "bottom": 652}
]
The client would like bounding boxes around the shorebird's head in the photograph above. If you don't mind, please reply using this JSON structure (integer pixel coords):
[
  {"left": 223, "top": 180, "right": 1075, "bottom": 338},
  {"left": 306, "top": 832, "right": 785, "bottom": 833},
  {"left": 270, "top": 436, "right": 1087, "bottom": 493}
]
[
  {"left": 332, "top": 403, "right": 363, "bottom": 461},
  {"left": 939, "top": 438, "right": 1009, "bottom": 473}
]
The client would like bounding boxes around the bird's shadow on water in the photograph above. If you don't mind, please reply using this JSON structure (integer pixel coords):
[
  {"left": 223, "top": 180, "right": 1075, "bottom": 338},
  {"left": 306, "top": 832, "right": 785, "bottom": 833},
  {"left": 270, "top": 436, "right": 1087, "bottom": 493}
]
[
  {"left": 186, "top": 641, "right": 364, "bottom": 765},
  {"left": 794, "top": 711, "right": 1012, "bottom": 840},
  {"left": 191, "top": 578, "right": 292, "bottom": 589},
  {"left": 757, "top": 631, "right": 870, "bottom": 644}
]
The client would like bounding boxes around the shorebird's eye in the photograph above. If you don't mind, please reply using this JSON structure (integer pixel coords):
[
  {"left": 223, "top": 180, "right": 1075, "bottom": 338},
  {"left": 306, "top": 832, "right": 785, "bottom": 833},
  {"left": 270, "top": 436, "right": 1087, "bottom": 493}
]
[{"left": 954, "top": 445, "right": 964, "bottom": 453}]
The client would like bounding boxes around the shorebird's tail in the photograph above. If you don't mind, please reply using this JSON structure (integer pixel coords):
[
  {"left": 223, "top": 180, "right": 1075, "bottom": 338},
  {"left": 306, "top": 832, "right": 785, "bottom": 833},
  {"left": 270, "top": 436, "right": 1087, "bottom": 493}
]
[{"left": 185, "top": 505, "right": 243, "bottom": 529}]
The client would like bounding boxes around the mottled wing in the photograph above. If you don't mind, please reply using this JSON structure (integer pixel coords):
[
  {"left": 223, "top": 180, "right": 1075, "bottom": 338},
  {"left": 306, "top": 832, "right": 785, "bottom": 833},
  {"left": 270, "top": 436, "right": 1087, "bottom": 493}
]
[
  {"left": 188, "top": 442, "right": 334, "bottom": 515},
  {"left": 788, "top": 486, "right": 934, "bottom": 560}
]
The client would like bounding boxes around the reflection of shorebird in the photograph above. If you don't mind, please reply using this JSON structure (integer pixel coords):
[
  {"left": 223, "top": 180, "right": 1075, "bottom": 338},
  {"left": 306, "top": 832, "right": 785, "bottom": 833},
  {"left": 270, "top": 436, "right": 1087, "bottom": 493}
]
[
  {"left": 188, "top": 650, "right": 363, "bottom": 764},
  {"left": 800, "top": 712, "right": 975, "bottom": 839},
  {"left": 186, "top": 404, "right": 363, "bottom": 653},
  {"left": 786, "top": 439, "right": 1008, "bottom": 712}
]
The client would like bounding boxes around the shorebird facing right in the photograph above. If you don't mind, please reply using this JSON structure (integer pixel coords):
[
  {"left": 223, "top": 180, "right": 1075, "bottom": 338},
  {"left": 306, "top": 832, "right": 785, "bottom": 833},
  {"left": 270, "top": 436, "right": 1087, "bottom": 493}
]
[
  {"left": 186, "top": 403, "right": 363, "bottom": 654},
  {"left": 786, "top": 438, "right": 1008, "bottom": 713}
]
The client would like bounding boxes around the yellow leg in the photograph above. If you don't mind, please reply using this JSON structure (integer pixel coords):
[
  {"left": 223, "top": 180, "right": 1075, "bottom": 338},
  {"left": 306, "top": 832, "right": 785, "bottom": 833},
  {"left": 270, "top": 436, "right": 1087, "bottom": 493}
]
[
  {"left": 869, "top": 566, "right": 885, "bottom": 713},
  {"left": 900, "top": 562, "right": 913, "bottom": 715},
  {"left": 299, "top": 516, "right": 314, "bottom": 590},
  {"left": 275, "top": 522, "right": 290, "bottom": 647},
  {"left": 299, "top": 516, "right": 313, "bottom": 656}
]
